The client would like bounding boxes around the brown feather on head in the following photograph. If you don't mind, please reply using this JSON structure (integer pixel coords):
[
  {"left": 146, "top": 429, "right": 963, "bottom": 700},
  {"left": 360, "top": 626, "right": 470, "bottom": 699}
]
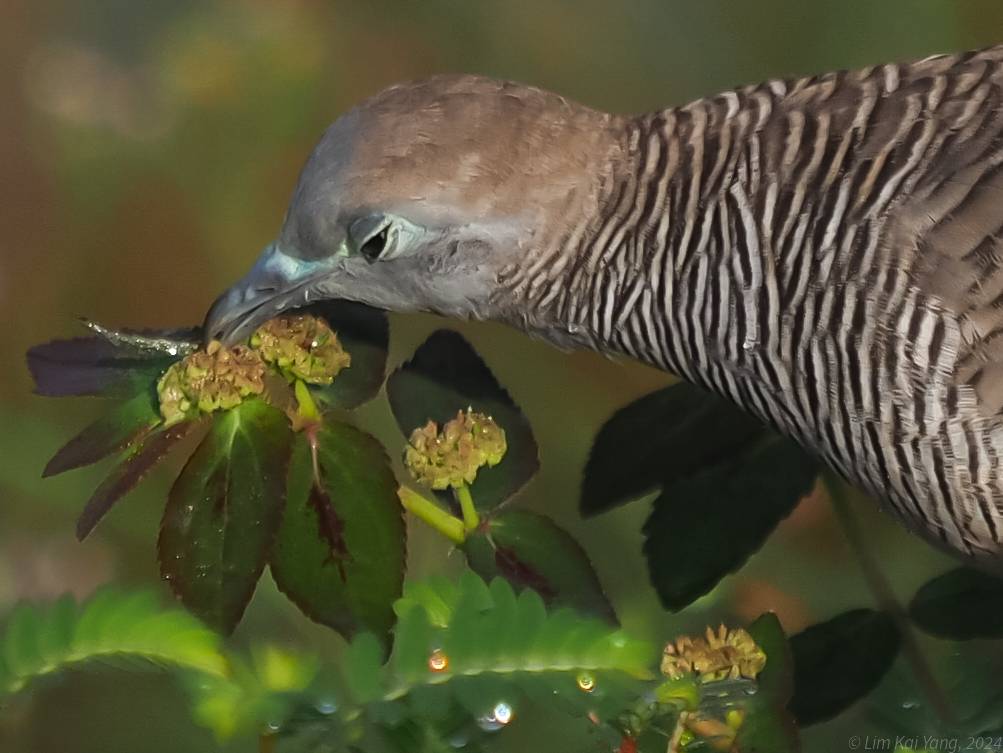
[{"left": 205, "top": 74, "right": 626, "bottom": 344}]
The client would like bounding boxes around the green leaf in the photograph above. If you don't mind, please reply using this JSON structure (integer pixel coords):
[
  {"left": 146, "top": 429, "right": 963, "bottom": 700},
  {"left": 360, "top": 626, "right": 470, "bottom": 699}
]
[
  {"left": 387, "top": 573, "right": 655, "bottom": 686},
  {"left": 270, "top": 422, "right": 405, "bottom": 642},
  {"left": 581, "top": 382, "right": 763, "bottom": 517},
  {"left": 643, "top": 436, "right": 819, "bottom": 610},
  {"left": 909, "top": 567, "right": 1003, "bottom": 640},
  {"left": 747, "top": 612, "right": 794, "bottom": 705},
  {"left": 462, "top": 509, "right": 616, "bottom": 624},
  {"left": 44, "top": 389, "right": 161, "bottom": 477},
  {"left": 344, "top": 632, "right": 388, "bottom": 703},
  {"left": 789, "top": 609, "right": 900, "bottom": 726},
  {"left": 307, "top": 301, "right": 389, "bottom": 409},
  {"left": 386, "top": 330, "right": 538, "bottom": 511},
  {"left": 0, "top": 588, "right": 226, "bottom": 696},
  {"left": 76, "top": 419, "right": 199, "bottom": 540},
  {"left": 159, "top": 399, "right": 293, "bottom": 634},
  {"left": 737, "top": 613, "right": 800, "bottom": 753},
  {"left": 735, "top": 704, "right": 801, "bottom": 753}
]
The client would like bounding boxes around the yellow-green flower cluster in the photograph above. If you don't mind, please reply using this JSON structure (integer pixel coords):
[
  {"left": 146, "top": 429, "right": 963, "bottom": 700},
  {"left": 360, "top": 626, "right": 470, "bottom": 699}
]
[
  {"left": 157, "top": 340, "right": 266, "bottom": 426},
  {"left": 660, "top": 625, "right": 766, "bottom": 682},
  {"left": 404, "top": 409, "right": 507, "bottom": 490},
  {"left": 249, "top": 315, "right": 350, "bottom": 385}
]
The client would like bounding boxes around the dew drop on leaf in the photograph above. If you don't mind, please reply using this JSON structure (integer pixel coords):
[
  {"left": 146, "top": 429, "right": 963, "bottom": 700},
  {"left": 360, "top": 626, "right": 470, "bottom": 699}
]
[
  {"left": 315, "top": 699, "right": 337, "bottom": 715},
  {"left": 428, "top": 648, "right": 449, "bottom": 673},
  {"left": 576, "top": 672, "right": 596, "bottom": 693},
  {"left": 477, "top": 701, "right": 513, "bottom": 731},
  {"left": 448, "top": 731, "right": 470, "bottom": 748}
]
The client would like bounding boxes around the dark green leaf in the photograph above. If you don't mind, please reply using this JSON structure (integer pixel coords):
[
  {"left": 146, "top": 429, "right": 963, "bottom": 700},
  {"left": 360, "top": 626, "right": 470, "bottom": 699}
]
[
  {"left": 790, "top": 609, "right": 900, "bottom": 726},
  {"left": 747, "top": 612, "right": 794, "bottom": 704},
  {"left": 735, "top": 702, "right": 801, "bottom": 753},
  {"left": 307, "top": 301, "right": 389, "bottom": 409},
  {"left": 270, "top": 422, "right": 405, "bottom": 642},
  {"left": 159, "top": 400, "right": 293, "bottom": 634},
  {"left": 44, "top": 390, "right": 161, "bottom": 477},
  {"left": 909, "top": 567, "right": 1003, "bottom": 640},
  {"left": 643, "top": 436, "right": 818, "bottom": 610},
  {"left": 76, "top": 419, "right": 198, "bottom": 540},
  {"left": 736, "top": 613, "right": 801, "bottom": 752},
  {"left": 462, "top": 510, "right": 616, "bottom": 623},
  {"left": 26, "top": 326, "right": 193, "bottom": 398},
  {"left": 581, "top": 382, "right": 762, "bottom": 517},
  {"left": 386, "top": 330, "right": 538, "bottom": 511}
]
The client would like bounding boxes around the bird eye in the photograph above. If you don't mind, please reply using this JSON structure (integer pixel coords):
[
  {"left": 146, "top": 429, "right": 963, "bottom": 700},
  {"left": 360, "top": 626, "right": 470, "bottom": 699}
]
[{"left": 360, "top": 226, "right": 389, "bottom": 261}]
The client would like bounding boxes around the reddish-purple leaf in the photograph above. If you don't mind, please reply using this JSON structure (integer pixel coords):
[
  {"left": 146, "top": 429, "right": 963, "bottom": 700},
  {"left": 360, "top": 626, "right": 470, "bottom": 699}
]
[
  {"left": 26, "top": 328, "right": 192, "bottom": 398},
  {"left": 44, "top": 390, "right": 161, "bottom": 477},
  {"left": 76, "top": 420, "right": 199, "bottom": 540},
  {"left": 270, "top": 423, "right": 405, "bottom": 642},
  {"left": 159, "top": 400, "right": 293, "bottom": 634},
  {"left": 462, "top": 509, "right": 617, "bottom": 623}
]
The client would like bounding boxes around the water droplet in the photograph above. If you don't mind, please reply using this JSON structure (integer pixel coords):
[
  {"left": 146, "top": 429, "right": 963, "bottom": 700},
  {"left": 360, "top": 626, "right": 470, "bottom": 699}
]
[
  {"left": 167, "top": 346, "right": 178, "bottom": 356},
  {"left": 428, "top": 648, "right": 449, "bottom": 673},
  {"left": 266, "top": 719, "right": 282, "bottom": 732},
  {"left": 477, "top": 701, "right": 513, "bottom": 731},
  {"left": 577, "top": 672, "right": 596, "bottom": 693},
  {"left": 315, "top": 699, "right": 337, "bottom": 715},
  {"left": 901, "top": 699, "right": 920, "bottom": 710},
  {"left": 448, "top": 730, "right": 470, "bottom": 748}
]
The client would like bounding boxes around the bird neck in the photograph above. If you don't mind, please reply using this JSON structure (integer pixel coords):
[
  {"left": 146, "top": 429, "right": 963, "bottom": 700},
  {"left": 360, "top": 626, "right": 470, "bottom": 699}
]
[{"left": 502, "top": 91, "right": 778, "bottom": 393}]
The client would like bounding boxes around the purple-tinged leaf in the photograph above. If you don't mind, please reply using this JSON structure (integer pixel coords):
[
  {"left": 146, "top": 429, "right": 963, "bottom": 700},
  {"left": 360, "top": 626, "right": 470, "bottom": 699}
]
[
  {"left": 44, "top": 390, "right": 161, "bottom": 477},
  {"left": 76, "top": 420, "right": 199, "bottom": 540},
  {"left": 387, "top": 330, "right": 539, "bottom": 511},
  {"left": 305, "top": 301, "right": 389, "bottom": 409},
  {"left": 27, "top": 337, "right": 179, "bottom": 398},
  {"left": 159, "top": 400, "right": 293, "bottom": 635},
  {"left": 462, "top": 509, "right": 617, "bottom": 624},
  {"left": 271, "top": 423, "right": 405, "bottom": 643}
]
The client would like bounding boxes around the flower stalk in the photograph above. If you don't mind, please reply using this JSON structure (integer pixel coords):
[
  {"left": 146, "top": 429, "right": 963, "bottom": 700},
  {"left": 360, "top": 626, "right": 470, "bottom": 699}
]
[
  {"left": 454, "top": 483, "right": 479, "bottom": 531},
  {"left": 397, "top": 487, "right": 466, "bottom": 544}
]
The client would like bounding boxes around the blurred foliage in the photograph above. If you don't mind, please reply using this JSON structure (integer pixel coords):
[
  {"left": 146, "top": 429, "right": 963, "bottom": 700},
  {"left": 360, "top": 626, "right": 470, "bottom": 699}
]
[{"left": 8, "top": 1, "right": 1003, "bottom": 751}]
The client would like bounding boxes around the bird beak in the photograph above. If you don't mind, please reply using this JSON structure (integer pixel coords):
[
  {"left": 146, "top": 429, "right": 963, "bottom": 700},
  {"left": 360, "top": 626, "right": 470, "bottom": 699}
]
[{"left": 202, "top": 243, "right": 332, "bottom": 346}]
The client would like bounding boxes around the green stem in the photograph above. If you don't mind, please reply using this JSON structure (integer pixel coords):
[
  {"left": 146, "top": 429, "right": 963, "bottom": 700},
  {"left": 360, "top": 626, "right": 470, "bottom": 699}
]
[
  {"left": 454, "top": 483, "right": 480, "bottom": 531},
  {"left": 294, "top": 379, "right": 321, "bottom": 424},
  {"left": 822, "top": 470, "right": 955, "bottom": 723},
  {"left": 398, "top": 487, "right": 466, "bottom": 544}
]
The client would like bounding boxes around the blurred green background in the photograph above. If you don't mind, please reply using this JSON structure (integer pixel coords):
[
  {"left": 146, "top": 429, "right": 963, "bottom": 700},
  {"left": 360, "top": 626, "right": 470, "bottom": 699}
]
[{"left": 4, "top": 2, "right": 1003, "bottom": 751}]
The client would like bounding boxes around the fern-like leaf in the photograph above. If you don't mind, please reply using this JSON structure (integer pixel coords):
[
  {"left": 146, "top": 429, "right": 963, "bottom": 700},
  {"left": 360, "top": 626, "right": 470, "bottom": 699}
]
[
  {"left": 344, "top": 572, "right": 656, "bottom": 725},
  {"left": 0, "top": 588, "right": 227, "bottom": 695}
]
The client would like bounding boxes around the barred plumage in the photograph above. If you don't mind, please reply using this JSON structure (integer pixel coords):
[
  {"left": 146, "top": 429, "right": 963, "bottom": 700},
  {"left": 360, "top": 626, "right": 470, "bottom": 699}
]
[
  {"left": 500, "top": 46, "right": 1003, "bottom": 564},
  {"left": 205, "top": 44, "right": 1003, "bottom": 568}
]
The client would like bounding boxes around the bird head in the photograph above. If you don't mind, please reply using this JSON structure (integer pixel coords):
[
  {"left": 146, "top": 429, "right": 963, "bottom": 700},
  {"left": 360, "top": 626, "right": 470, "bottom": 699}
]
[{"left": 204, "top": 75, "right": 624, "bottom": 345}]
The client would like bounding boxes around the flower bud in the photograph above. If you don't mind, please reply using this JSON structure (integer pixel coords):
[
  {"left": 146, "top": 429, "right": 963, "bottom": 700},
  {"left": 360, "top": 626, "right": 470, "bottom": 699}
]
[
  {"left": 660, "top": 625, "right": 766, "bottom": 682},
  {"left": 249, "top": 315, "right": 350, "bottom": 385},
  {"left": 157, "top": 341, "right": 265, "bottom": 425},
  {"left": 404, "top": 409, "right": 507, "bottom": 489}
]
